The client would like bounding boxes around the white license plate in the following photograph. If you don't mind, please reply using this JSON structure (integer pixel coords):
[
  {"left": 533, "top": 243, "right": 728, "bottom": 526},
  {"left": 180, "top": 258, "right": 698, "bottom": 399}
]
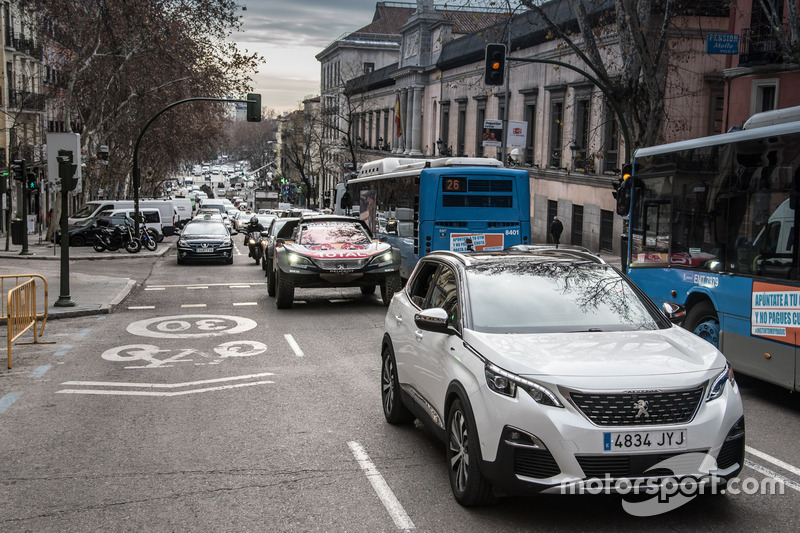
[
  {"left": 603, "top": 430, "right": 687, "bottom": 453},
  {"left": 196, "top": 247, "right": 215, "bottom": 253}
]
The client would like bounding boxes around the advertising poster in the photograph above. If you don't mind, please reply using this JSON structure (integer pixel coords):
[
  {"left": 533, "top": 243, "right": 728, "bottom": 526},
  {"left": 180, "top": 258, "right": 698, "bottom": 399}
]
[
  {"left": 506, "top": 120, "right": 528, "bottom": 148},
  {"left": 482, "top": 119, "right": 503, "bottom": 147},
  {"left": 751, "top": 281, "right": 800, "bottom": 345},
  {"left": 450, "top": 233, "right": 504, "bottom": 252}
]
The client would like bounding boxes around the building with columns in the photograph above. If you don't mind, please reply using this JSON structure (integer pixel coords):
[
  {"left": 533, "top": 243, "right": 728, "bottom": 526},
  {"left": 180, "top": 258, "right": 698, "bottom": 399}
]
[{"left": 317, "top": 0, "right": 731, "bottom": 256}]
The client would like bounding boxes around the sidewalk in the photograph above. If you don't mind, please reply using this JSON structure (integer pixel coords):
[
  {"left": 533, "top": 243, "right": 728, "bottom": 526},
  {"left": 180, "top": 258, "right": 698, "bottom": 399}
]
[{"left": 0, "top": 235, "right": 172, "bottom": 320}]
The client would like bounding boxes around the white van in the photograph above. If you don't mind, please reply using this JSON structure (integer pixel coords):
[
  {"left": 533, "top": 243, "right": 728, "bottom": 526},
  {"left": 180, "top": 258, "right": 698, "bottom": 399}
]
[{"left": 69, "top": 200, "right": 177, "bottom": 233}]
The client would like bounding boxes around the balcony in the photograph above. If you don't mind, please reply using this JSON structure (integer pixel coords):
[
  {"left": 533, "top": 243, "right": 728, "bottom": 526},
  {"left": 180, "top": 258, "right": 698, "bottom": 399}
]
[
  {"left": 7, "top": 89, "right": 46, "bottom": 111},
  {"left": 5, "top": 30, "right": 42, "bottom": 59},
  {"left": 739, "top": 26, "right": 786, "bottom": 66}
]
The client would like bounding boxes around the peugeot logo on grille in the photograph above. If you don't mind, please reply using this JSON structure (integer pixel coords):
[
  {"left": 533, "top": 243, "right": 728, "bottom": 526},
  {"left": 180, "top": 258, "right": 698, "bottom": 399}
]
[
  {"left": 633, "top": 399, "right": 650, "bottom": 418},
  {"left": 201, "top": 243, "right": 209, "bottom": 248}
]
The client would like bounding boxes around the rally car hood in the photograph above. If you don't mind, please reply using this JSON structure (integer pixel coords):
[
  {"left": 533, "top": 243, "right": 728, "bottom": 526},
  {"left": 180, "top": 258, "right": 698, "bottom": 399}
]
[{"left": 283, "top": 241, "right": 390, "bottom": 258}]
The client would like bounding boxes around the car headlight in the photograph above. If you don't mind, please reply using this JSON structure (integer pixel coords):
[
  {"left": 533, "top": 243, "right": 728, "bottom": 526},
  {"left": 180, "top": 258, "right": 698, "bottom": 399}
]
[
  {"left": 178, "top": 239, "right": 188, "bottom": 247},
  {"left": 369, "top": 250, "right": 394, "bottom": 266},
  {"left": 287, "top": 252, "right": 314, "bottom": 266},
  {"left": 485, "top": 363, "right": 563, "bottom": 407},
  {"left": 707, "top": 363, "right": 735, "bottom": 401},
  {"left": 222, "top": 237, "right": 231, "bottom": 246}
]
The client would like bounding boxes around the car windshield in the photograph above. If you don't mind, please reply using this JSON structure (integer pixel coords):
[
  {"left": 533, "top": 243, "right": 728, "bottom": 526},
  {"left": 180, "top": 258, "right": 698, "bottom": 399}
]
[
  {"left": 74, "top": 204, "right": 101, "bottom": 218},
  {"left": 466, "top": 260, "right": 665, "bottom": 333},
  {"left": 183, "top": 222, "right": 228, "bottom": 236},
  {"left": 299, "top": 223, "right": 370, "bottom": 245}
]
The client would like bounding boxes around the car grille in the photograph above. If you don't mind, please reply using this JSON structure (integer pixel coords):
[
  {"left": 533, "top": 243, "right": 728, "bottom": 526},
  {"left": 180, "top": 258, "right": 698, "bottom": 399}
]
[
  {"left": 514, "top": 448, "right": 561, "bottom": 479},
  {"left": 570, "top": 386, "right": 705, "bottom": 427},
  {"left": 577, "top": 450, "right": 709, "bottom": 478},
  {"left": 312, "top": 257, "right": 370, "bottom": 270}
]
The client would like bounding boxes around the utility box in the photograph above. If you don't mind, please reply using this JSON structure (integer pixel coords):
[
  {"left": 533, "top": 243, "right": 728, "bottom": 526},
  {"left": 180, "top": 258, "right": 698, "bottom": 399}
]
[{"left": 11, "top": 219, "right": 25, "bottom": 244}]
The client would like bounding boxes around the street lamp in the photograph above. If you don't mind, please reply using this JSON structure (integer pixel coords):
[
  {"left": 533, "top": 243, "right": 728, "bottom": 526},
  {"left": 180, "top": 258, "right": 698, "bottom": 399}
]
[{"left": 569, "top": 141, "right": 579, "bottom": 172}]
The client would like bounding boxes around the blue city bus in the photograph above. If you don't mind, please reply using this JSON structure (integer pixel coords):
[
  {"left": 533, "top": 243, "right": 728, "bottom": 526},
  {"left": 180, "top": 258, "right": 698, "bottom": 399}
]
[
  {"left": 624, "top": 113, "right": 800, "bottom": 392},
  {"left": 336, "top": 157, "right": 531, "bottom": 279}
]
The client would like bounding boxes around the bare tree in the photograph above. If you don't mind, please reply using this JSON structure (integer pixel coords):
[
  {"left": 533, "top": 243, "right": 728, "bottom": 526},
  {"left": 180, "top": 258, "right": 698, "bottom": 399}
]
[{"left": 755, "top": 0, "right": 800, "bottom": 64}]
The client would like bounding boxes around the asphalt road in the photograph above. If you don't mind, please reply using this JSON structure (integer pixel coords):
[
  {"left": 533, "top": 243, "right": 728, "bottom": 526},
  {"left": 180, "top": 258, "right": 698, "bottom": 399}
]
[{"left": 1, "top": 243, "right": 799, "bottom": 531}]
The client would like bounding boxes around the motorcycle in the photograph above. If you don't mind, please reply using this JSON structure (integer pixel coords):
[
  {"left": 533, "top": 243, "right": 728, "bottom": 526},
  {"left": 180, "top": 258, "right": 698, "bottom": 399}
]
[
  {"left": 247, "top": 230, "right": 261, "bottom": 264},
  {"left": 138, "top": 225, "right": 158, "bottom": 252},
  {"left": 92, "top": 219, "right": 142, "bottom": 253}
]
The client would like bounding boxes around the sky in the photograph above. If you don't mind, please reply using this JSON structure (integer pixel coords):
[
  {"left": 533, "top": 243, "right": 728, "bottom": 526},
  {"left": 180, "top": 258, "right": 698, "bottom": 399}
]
[{"left": 233, "top": 0, "right": 382, "bottom": 115}]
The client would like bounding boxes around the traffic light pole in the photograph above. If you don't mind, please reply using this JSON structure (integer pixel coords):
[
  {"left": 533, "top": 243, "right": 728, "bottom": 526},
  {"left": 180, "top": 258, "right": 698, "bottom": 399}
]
[
  {"left": 55, "top": 152, "right": 78, "bottom": 307},
  {"left": 132, "top": 95, "right": 260, "bottom": 234}
]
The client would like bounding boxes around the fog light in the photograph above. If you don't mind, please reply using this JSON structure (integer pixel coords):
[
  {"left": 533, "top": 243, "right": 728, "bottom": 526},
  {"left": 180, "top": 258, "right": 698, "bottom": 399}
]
[{"left": 502, "top": 426, "right": 546, "bottom": 449}]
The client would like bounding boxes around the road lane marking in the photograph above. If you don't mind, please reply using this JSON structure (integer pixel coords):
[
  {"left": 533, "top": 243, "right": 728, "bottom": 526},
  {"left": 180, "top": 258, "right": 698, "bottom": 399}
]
[
  {"left": 61, "top": 372, "right": 275, "bottom": 388},
  {"left": 745, "top": 459, "right": 800, "bottom": 493},
  {"left": 54, "top": 346, "right": 72, "bottom": 356},
  {"left": 230, "top": 285, "right": 251, "bottom": 288},
  {"left": 146, "top": 283, "right": 267, "bottom": 288},
  {"left": 284, "top": 334, "right": 305, "bottom": 357},
  {"left": 348, "top": 441, "right": 415, "bottom": 531},
  {"left": 58, "top": 380, "right": 274, "bottom": 396},
  {"left": 187, "top": 286, "right": 208, "bottom": 290},
  {"left": 145, "top": 287, "right": 166, "bottom": 291},
  {"left": 128, "top": 306, "right": 156, "bottom": 310},
  {"left": 77, "top": 329, "right": 92, "bottom": 339},
  {"left": 0, "top": 392, "right": 21, "bottom": 413},
  {"left": 181, "top": 304, "right": 207, "bottom": 308},
  {"left": 747, "top": 446, "right": 800, "bottom": 478},
  {"left": 233, "top": 302, "right": 258, "bottom": 306},
  {"left": 30, "top": 365, "right": 51, "bottom": 378}
]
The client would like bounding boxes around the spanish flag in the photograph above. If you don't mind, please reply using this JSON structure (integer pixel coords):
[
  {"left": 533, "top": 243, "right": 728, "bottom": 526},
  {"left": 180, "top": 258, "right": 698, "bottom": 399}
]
[{"left": 394, "top": 96, "right": 402, "bottom": 137}]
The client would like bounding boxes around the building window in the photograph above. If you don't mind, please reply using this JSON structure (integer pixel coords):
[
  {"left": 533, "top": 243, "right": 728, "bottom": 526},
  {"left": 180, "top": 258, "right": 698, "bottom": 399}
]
[
  {"left": 364, "top": 62, "right": 374, "bottom": 74},
  {"left": 524, "top": 101, "right": 536, "bottom": 166},
  {"left": 547, "top": 200, "right": 558, "bottom": 244},
  {"left": 571, "top": 205, "right": 583, "bottom": 246},
  {"left": 440, "top": 102, "right": 450, "bottom": 154},
  {"left": 600, "top": 209, "right": 614, "bottom": 252},
  {"left": 549, "top": 97, "right": 564, "bottom": 168},
  {"left": 751, "top": 78, "right": 779, "bottom": 115},
  {"left": 574, "top": 94, "right": 591, "bottom": 171},
  {"left": 475, "top": 98, "right": 486, "bottom": 157},
  {"left": 709, "top": 90, "right": 724, "bottom": 135},
  {"left": 456, "top": 99, "right": 467, "bottom": 157},
  {"left": 602, "top": 102, "right": 619, "bottom": 173}
]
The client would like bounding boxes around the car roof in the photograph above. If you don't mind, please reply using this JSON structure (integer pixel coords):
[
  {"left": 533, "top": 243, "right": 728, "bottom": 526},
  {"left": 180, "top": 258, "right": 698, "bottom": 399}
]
[{"left": 297, "top": 214, "right": 372, "bottom": 234}]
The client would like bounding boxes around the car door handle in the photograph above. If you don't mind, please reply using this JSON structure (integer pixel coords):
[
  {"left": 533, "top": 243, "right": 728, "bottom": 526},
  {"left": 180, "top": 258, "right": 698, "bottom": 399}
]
[
  {"left": 394, "top": 315, "right": 403, "bottom": 323},
  {"left": 414, "top": 331, "right": 424, "bottom": 340}
]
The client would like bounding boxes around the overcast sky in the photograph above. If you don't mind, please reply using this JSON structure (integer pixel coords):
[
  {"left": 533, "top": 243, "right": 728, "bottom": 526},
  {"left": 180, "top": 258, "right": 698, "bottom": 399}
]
[{"left": 233, "top": 0, "right": 381, "bottom": 114}]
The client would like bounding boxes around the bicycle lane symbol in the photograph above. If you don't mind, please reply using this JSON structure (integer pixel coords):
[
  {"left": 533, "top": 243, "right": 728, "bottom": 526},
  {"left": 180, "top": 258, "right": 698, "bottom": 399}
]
[{"left": 102, "top": 341, "right": 268, "bottom": 369}]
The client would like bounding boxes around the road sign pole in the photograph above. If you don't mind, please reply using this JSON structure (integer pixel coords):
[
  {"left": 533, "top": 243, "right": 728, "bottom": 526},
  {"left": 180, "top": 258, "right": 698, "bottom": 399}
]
[
  {"left": 55, "top": 152, "right": 77, "bottom": 307},
  {"left": 19, "top": 160, "right": 32, "bottom": 256}
]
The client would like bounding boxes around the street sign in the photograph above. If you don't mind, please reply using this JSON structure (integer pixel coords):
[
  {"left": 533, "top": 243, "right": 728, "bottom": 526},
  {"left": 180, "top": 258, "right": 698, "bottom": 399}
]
[{"left": 706, "top": 34, "right": 740, "bottom": 55}]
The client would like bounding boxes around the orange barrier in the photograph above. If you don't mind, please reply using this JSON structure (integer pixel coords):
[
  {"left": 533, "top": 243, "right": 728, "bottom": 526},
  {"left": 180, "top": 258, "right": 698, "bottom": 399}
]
[{"left": 2, "top": 274, "right": 49, "bottom": 369}]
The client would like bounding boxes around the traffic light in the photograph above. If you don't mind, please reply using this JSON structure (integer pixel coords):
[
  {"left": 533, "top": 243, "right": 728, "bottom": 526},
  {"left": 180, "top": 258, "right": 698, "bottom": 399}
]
[
  {"left": 26, "top": 169, "right": 38, "bottom": 192},
  {"left": 0, "top": 169, "right": 8, "bottom": 194},
  {"left": 614, "top": 164, "right": 633, "bottom": 216},
  {"left": 484, "top": 44, "right": 506, "bottom": 86},
  {"left": 246, "top": 93, "right": 261, "bottom": 122},
  {"left": 57, "top": 150, "right": 79, "bottom": 192},
  {"left": 11, "top": 160, "right": 24, "bottom": 182}
]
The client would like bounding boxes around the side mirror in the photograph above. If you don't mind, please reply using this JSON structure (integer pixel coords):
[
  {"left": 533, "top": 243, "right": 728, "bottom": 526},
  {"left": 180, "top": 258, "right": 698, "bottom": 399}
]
[
  {"left": 414, "top": 308, "right": 455, "bottom": 335},
  {"left": 276, "top": 238, "right": 285, "bottom": 247},
  {"left": 386, "top": 219, "right": 398, "bottom": 235},
  {"left": 662, "top": 302, "right": 686, "bottom": 325}
]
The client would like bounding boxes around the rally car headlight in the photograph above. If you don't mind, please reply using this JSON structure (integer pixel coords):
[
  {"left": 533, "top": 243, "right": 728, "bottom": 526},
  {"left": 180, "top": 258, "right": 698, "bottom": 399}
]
[
  {"left": 287, "top": 253, "right": 314, "bottom": 266},
  {"left": 707, "top": 363, "right": 735, "bottom": 402},
  {"left": 369, "top": 251, "right": 394, "bottom": 266},
  {"left": 485, "top": 363, "right": 563, "bottom": 407}
]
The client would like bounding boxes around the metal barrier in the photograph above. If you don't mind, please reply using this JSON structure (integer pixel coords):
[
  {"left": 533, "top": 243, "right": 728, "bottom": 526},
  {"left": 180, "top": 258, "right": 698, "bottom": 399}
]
[{"left": 2, "top": 274, "right": 49, "bottom": 369}]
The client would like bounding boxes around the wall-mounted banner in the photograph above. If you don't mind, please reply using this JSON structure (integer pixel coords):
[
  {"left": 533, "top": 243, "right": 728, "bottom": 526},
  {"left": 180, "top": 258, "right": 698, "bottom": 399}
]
[
  {"left": 507, "top": 120, "right": 528, "bottom": 148},
  {"left": 482, "top": 119, "right": 503, "bottom": 147},
  {"left": 751, "top": 281, "right": 800, "bottom": 345}
]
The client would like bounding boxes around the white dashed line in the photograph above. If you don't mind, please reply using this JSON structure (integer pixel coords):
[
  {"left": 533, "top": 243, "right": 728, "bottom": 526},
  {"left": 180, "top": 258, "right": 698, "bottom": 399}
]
[
  {"left": 745, "top": 459, "right": 800, "bottom": 493},
  {"left": 284, "top": 334, "right": 305, "bottom": 357},
  {"left": 230, "top": 285, "right": 251, "bottom": 289},
  {"left": 181, "top": 304, "right": 207, "bottom": 308},
  {"left": 233, "top": 302, "right": 258, "bottom": 306},
  {"left": 128, "top": 306, "right": 156, "bottom": 310},
  {"left": 187, "top": 286, "right": 208, "bottom": 290},
  {"left": 144, "top": 287, "right": 166, "bottom": 291},
  {"left": 747, "top": 446, "right": 800, "bottom": 478},
  {"left": 348, "top": 441, "right": 415, "bottom": 531}
]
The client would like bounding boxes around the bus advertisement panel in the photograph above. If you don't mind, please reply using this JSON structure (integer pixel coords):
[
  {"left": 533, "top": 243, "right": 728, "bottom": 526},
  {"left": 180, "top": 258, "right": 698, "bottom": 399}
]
[{"left": 624, "top": 117, "right": 800, "bottom": 392}]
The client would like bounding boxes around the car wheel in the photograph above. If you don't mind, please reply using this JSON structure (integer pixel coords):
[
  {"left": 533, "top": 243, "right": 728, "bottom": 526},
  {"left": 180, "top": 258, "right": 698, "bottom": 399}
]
[
  {"left": 177, "top": 256, "right": 184, "bottom": 265},
  {"left": 261, "top": 253, "right": 267, "bottom": 271},
  {"left": 684, "top": 301, "right": 720, "bottom": 348},
  {"left": 447, "top": 398, "right": 495, "bottom": 507},
  {"left": 267, "top": 262, "right": 276, "bottom": 297},
  {"left": 226, "top": 256, "right": 234, "bottom": 265},
  {"left": 381, "top": 344, "right": 414, "bottom": 425},
  {"left": 361, "top": 285, "right": 376, "bottom": 295},
  {"left": 276, "top": 268, "right": 294, "bottom": 309},
  {"left": 70, "top": 235, "right": 86, "bottom": 247},
  {"left": 152, "top": 229, "right": 164, "bottom": 243},
  {"left": 380, "top": 274, "right": 403, "bottom": 306}
]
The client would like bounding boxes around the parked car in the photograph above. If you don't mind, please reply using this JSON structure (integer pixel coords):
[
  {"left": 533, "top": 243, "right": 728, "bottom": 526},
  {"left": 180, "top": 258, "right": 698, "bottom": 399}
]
[
  {"left": 380, "top": 248, "right": 745, "bottom": 506},
  {"left": 176, "top": 218, "right": 234, "bottom": 265},
  {"left": 270, "top": 215, "right": 402, "bottom": 308}
]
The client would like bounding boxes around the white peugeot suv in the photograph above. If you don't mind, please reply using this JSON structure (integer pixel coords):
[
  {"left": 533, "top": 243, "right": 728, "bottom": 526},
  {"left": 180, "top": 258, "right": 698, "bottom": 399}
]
[{"left": 381, "top": 248, "right": 744, "bottom": 506}]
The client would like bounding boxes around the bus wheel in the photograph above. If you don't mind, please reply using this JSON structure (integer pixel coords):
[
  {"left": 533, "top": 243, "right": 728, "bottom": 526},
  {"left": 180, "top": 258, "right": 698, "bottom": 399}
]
[{"left": 685, "top": 301, "right": 720, "bottom": 348}]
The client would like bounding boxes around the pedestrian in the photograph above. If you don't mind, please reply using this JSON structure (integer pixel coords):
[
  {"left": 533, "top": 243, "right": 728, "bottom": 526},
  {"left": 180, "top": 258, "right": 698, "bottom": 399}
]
[{"left": 550, "top": 215, "right": 563, "bottom": 248}]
